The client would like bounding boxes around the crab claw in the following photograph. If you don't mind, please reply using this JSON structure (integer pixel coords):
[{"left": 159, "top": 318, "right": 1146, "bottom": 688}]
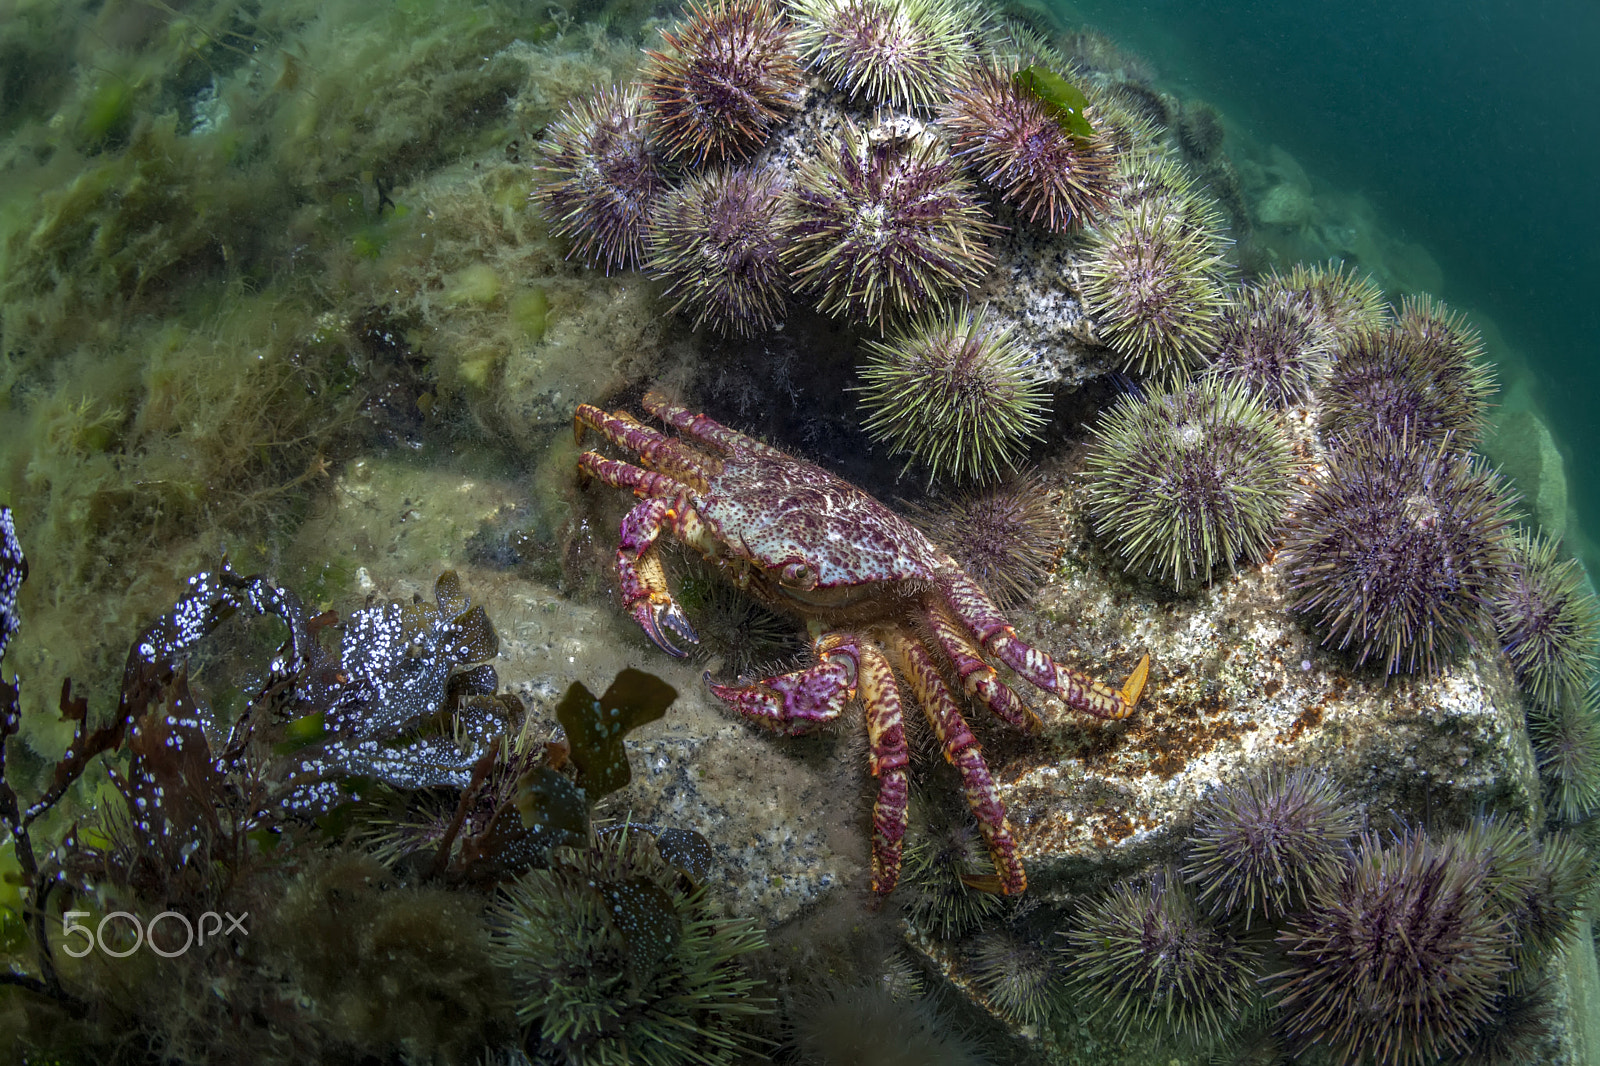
[
  {"left": 631, "top": 598, "right": 699, "bottom": 658},
  {"left": 1121, "top": 653, "right": 1151, "bottom": 711}
]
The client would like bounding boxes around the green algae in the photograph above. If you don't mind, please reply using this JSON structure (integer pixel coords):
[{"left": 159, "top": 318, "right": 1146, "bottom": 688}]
[{"left": 1014, "top": 64, "right": 1096, "bottom": 139}]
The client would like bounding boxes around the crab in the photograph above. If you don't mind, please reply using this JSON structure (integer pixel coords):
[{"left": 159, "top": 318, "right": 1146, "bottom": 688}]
[{"left": 574, "top": 393, "right": 1150, "bottom": 896}]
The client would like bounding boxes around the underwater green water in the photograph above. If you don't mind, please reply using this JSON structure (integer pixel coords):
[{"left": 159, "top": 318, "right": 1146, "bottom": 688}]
[
  {"left": 1063, "top": 0, "right": 1600, "bottom": 563},
  {"left": 4, "top": 0, "right": 1600, "bottom": 1061}
]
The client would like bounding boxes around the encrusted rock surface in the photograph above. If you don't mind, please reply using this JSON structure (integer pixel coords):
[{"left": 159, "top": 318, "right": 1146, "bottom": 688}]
[{"left": 992, "top": 463, "right": 1539, "bottom": 897}]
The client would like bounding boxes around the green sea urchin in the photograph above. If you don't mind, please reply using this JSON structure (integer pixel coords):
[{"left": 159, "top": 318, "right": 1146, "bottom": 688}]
[
  {"left": 906, "top": 471, "right": 1061, "bottom": 606},
  {"left": 855, "top": 303, "right": 1049, "bottom": 483},
  {"left": 900, "top": 808, "right": 1005, "bottom": 938},
  {"left": 1270, "top": 830, "right": 1513, "bottom": 1066},
  {"left": 1083, "top": 378, "right": 1295, "bottom": 589},
  {"left": 647, "top": 165, "right": 793, "bottom": 336},
  {"left": 1513, "top": 829, "right": 1595, "bottom": 964},
  {"left": 965, "top": 929, "right": 1060, "bottom": 1026},
  {"left": 1078, "top": 200, "right": 1230, "bottom": 378},
  {"left": 1063, "top": 869, "right": 1259, "bottom": 1040},
  {"left": 1279, "top": 434, "right": 1516, "bottom": 676},
  {"left": 785, "top": 121, "right": 997, "bottom": 327},
  {"left": 1181, "top": 768, "right": 1357, "bottom": 926},
  {"left": 1451, "top": 978, "right": 1562, "bottom": 1066},
  {"left": 1491, "top": 529, "right": 1600, "bottom": 710},
  {"left": 642, "top": 0, "right": 805, "bottom": 164},
  {"left": 1445, "top": 814, "right": 1591, "bottom": 985},
  {"left": 1209, "top": 281, "right": 1333, "bottom": 408},
  {"left": 788, "top": 982, "right": 986, "bottom": 1065},
  {"left": 940, "top": 62, "right": 1117, "bottom": 232},
  {"left": 1396, "top": 293, "right": 1490, "bottom": 380},
  {"left": 1528, "top": 687, "right": 1600, "bottom": 822},
  {"left": 787, "top": 0, "right": 974, "bottom": 108},
  {"left": 492, "top": 825, "right": 768, "bottom": 1064},
  {"left": 1266, "top": 260, "right": 1388, "bottom": 350},
  {"left": 534, "top": 84, "right": 667, "bottom": 274}
]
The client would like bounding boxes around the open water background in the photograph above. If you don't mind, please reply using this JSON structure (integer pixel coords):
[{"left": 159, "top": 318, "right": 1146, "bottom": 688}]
[{"left": 1063, "top": 0, "right": 1600, "bottom": 554}]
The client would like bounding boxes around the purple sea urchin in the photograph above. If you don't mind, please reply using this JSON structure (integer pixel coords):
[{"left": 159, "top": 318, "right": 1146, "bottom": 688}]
[
  {"left": 1083, "top": 378, "right": 1295, "bottom": 589},
  {"left": 647, "top": 166, "right": 793, "bottom": 336},
  {"left": 906, "top": 471, "right": 1061, "bottom": 607},
  {"left": 855, "top": 304, "right": 1049, "bottom": 483},
  {"left": 1319, "top": 318, "right": 1497, "bottom": 450},
  {"left": 1063, "top": 869, "right": 1259, "bottom": 1040},
  {"left": 533, "top": 84, "right": 667, "bottom": 274},
  {"left": 642, "top": 0, "right": 805, "bottom": 164},
  {"left": 1078, "top": 201, "right": 1230, "bottom": 378},
  {"left": 785, "top": 122, "right": 998, "bottom": 326},
  {"left": 788, "top": 0, "right": 973, "bottom": 108},
  {"left": 940, "top": 63, "right": 1117, "bottom": 232},
  {"left": 1181, "top": 769, "right": 1357, "bottom": 926},
  {"left": 1491, "top": 529, "right": 1600, "bottom": 709},
  {"left": 1279, "top": 434, "right": 1516, "bottom": 676},
  {"left": 1209, "top": 281, "right": 1333, "bottom": 408},
  {"left": 1270, "top": 830, "right": 1513, "bottom": 1066}
]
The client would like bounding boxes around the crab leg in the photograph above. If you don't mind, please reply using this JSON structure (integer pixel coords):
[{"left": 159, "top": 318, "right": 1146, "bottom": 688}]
[
  {"left": 888, "top": 631, "right": 1027, "bottom": 895},
  {"left": 575, "top": 402, "right": 717, "bottom": 489},
  {"left": 938, "top": 571, "right": 1150, "bottom": 720},
  {"left": 857, "top": 641, "right": 910, "bottom": 897},
  {"left": 924, "top": 601, "right": 1042, "bottom": 734},
  {"left": 577, "top": 453, "right": 701, "bottom": 655},
  {"left": 643, "top": 391, "right": 766, "bottom": 456},
  {"left": 707, "top": 627, "right": 860, "bottom": 734},
  {"left": 711, "top": 630, "right": 912, "bottom": 896}
]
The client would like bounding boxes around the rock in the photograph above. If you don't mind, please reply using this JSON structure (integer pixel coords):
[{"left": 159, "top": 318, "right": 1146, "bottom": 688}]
[
  {"left": 985, "top": 470, "right": 1538, "bottom": 896},
  {"left": 1256, "top": 181, "right": 1313, "bottom": 228},
  {"left": 1487, "top": 407, "right": 1571, "bottom": 536},
  {"left": 1564, "top": 921, "right": 1600, "bottom": 1066}
]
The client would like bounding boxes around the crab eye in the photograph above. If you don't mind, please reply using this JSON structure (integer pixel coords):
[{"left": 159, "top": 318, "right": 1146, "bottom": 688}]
[{"left": 779, "top": 561, "right": 816, "bottom": 589}]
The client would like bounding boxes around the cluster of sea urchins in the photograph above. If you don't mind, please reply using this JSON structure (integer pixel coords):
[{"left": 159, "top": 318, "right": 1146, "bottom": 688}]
[
  {"left": 1077, "top": 255, "right": 1588, "bottom": 699},
  {"left": 537, "top": 1, "right": 1596, "bottom": 695},
  {"left": 1056, "top": 770, "right": 1593, "bottom": 1062},
  {"left": 533, "top": 0, "right": 1125, "bottom": 341},
  {"left": 532, "top": 0, "right": 1151, "bottom": 488}
]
